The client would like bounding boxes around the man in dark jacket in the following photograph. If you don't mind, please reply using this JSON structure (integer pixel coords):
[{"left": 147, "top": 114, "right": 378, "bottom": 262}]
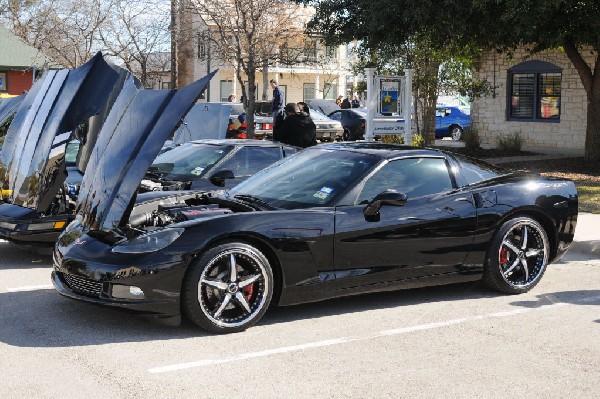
[
  {"left": 270, "top": 79, "right": 284, "bottom": 122},
  {"left": 274, "top": 103, "right": 317, "bottom": 148}
]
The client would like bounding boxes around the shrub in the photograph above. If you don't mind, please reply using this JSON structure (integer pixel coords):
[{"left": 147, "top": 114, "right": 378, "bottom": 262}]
[
  {"left": 410, "top": 133, "right": 425, "bottom": 147},
  {"left": 462, "top": 127, "right": 480, "bottom": 150},
  {"left": 380, "top": 134, "right": 404, "bottom": 144},
  {"left": 497, "top": 131, "right": 523, "bottom": 152}
]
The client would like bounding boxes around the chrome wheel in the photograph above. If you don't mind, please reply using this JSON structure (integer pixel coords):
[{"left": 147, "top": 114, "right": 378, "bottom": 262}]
[
  {"left": 183, "top": 242, "right": 273, "bottom": 332},
  {"left": 483, "top": 217, "right": 549, "bottom": 293},
  {"left": 450, "top": 125, "right": 463, "bottom": 140}
]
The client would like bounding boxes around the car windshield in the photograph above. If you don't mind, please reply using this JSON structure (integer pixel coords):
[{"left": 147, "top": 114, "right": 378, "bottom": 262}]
[
  {"left": 149, "top": 143, "right": 233, "bottom": 178},
  {"left": 229, "top": 148, "right": 380, "bottom": 209}
]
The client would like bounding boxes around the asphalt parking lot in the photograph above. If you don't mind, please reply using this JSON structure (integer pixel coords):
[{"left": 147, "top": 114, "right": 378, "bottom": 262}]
[{"left": 1, "top": 238, "right": 599, "bottom": 398}]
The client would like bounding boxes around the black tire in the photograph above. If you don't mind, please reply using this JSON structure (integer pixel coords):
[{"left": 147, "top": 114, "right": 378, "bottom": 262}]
[
  {"left": 450, "top": 125, "right": 463, "bottom": 140},
  {"left": 182, "top": 241, "right": 273, "bottom": 333},
  {"left": 482, "top": 217, "right": 550, "bottom": 294}
]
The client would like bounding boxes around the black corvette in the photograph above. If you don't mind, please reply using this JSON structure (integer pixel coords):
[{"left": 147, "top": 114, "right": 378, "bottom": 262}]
[{"left": 52, "top": 114, "right": 578, "bottom": 333}]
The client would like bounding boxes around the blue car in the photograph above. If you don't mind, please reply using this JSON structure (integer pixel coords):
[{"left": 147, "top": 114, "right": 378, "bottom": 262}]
[{"left": 435, "top": 106, "right": 471, "bottom": 140}]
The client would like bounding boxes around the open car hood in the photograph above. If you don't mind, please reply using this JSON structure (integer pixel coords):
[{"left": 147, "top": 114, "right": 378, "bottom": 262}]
[
  {"left": 75, "top": 71, "right": 216, "bottom": 231},
  {"left": 172, "top": 102, "right": 231, "bottom": 143},
  {"left": 0, "top": 53, "right": 121, "bottom": 211},
  {"left": 75, "top": 67, "right": 140, "bottom": 173}
]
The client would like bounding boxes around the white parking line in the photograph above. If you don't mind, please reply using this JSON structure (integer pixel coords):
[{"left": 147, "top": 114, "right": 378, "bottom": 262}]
[
  {"left": 149, "top": 296, "right": 598, "bottom": 374},
  {"left": 5, "top": 284, "right": 54, "bottom": 292}
]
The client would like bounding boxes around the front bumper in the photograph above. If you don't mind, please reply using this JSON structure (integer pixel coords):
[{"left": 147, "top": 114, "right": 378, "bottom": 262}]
[
  {"left": 0, "top": 203, "right": 71, "bottom": 245},
  {"left": 51, "top": 270, "right": 180, "bottom": 317},
  {"left": 51, "top": 240, "right": 190, "bottom": 318}
]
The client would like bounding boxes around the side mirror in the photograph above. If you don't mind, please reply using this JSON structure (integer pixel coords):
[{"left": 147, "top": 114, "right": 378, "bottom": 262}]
[
  {"left": 209, "top": 169, "right": 235, "bottom": 187},
  {"left": 363, "top": 190, "right": 407, "bottom": 218}
]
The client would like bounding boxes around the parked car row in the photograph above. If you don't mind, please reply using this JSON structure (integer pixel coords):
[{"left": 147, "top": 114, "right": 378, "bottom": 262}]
[
  {"left": 223, "top": 99, "right": 470, "bottom": 142},
  {"left": 228, "top": 101, "right": 344, "bottom": 142}
]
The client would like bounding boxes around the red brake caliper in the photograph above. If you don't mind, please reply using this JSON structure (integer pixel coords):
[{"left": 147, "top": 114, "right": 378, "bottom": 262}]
[
  {"left": 243, "top": 283, "right": 254, "bottom": 301},
  {"left": 500, "top": 246, "right": 508, "bottom": 264}
]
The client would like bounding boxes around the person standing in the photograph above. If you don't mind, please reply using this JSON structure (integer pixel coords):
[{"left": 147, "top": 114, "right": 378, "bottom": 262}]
[
  {"left": 341, "top": 96, "right": 351, "bottom": 109},
  {"left": 351, "top": 95, "right": 360, "bottom": 108},
  {"left": 276, "top": 103, "right": 317, "bottom": 148},
  {"left": 270, "top": 79, "right": 284, "bottom": 122},
  {"left": 335, "top": 95, "right": 343, "bottom": 107}
]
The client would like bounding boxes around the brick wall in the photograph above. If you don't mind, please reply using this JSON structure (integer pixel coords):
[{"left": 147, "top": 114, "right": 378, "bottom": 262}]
[
  {"left": 7, "top": 70, "right": 34, "bottom": 95},
  {"left": 473, "top": 47, "right": 593, "bottom": 154}
]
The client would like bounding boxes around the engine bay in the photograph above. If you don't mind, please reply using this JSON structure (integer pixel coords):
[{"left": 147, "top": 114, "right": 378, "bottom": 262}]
[{"left": 125, "top": 192, "right": 253, "bottom": 232}]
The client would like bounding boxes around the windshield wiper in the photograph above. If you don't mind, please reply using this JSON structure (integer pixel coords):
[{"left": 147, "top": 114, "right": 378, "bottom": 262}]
[{"left": 233, "top": 194, "right": 276, "bottom": 210}]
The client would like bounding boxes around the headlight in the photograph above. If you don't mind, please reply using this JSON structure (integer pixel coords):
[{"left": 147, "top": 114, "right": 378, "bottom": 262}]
[{"left": 111, "top": 228, "right": 184, "bottom": 254}]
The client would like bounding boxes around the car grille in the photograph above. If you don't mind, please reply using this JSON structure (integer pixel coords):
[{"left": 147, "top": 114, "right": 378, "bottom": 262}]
[{"left": 63, "top": 273, "right": 103, "bottom": 298}]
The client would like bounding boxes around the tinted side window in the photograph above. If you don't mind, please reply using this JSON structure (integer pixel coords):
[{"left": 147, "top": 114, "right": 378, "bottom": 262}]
[
  {"left": 358, "top": 158, "right": 453, "bottom": 203},
  {"left": 451, "top": 155, "right": 506, "bottom": 185},
  {"left": 215, "top": 147, "right": 281, "bottom": 177}
]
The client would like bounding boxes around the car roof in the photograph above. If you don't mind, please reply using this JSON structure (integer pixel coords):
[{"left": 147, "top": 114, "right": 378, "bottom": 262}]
[
  {"left": 187, "top": 139, "right": 285, "bottom": 147},
  {"left": 315, "top": 142, "right": 448, "bottom": 159}
]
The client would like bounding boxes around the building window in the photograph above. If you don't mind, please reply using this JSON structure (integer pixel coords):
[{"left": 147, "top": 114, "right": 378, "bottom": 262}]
[
  {"left": 303, "top": 83, "right": 315, "bottom": 101},
  {"left": 325, "top": 45, "right": 338, "bottom": 60},
  {"left": 508, "top": 61, "right": 561, "bottom": 122},
  {"left": 303, "top": 40, "right": 317, "bottom": 62},
  {"left": 323, "top": 83, "right": 338, "bottom": 100},
  {"left": 161, "top": 81, "right": 171, "bottom": 90},
  {"left": 0, "top": 72, "right": 7, "bottom": 91},
  {"left": 197, "top": 32, "right": 209, "bottom": 59},
  {"left": 220, "top": 80, "right": 233, "bottom": 102}
]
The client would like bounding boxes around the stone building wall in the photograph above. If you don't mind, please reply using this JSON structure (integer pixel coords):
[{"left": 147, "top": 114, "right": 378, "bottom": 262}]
[{"left": 473, "top": 47, "right": 594, "bottom": 154}]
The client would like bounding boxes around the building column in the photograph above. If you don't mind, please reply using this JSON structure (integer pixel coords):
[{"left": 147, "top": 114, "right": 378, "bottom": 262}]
[{"left": 315, "top": 75, "right": 322, "bottom": 99}]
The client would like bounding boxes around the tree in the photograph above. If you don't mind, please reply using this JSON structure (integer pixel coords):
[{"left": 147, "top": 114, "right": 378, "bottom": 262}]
[
  {"left": 1, "top": 0, "right": 112, "bottom": 67},
  {"left": 464, "top": 0, "right": 600, "bottom": 161},
  {"left": 351, "top": 35, "right": 490, "bottom": 143},
  {"left": 187, "top": 0, "right": 316, "bottom": 138},
  {"left": 303, "top": 0, "right": 600, "bottom": 161},
  {"left": 98, "top": 0, "right": 171, "bottom": 86}
]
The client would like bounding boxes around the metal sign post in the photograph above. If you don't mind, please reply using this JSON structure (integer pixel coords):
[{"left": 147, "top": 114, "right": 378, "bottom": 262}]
[
  {"left": 403, "top": 69, "right": 413, "bottom": 144},
  {"left": 364, "top": 68, "right": 376, "bottom": 142}
]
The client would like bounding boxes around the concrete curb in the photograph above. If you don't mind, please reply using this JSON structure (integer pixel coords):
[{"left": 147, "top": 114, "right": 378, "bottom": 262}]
[{"left": 566, "top": 213, "right": 600, "bottom": 258}]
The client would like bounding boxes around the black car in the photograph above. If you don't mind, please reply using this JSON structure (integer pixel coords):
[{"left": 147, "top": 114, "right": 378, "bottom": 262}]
[
  {"left": 0, "top": 53, "right": 127, "bottom": 246},
  {"left": 328, "top": 109, "right": 366, "bottom": 141},
  {"left": 139, "top": 139, "right": 298, "bottom": 192},
  {"left": 53, "top": 126, "right": 578, "bottom": 334}
]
